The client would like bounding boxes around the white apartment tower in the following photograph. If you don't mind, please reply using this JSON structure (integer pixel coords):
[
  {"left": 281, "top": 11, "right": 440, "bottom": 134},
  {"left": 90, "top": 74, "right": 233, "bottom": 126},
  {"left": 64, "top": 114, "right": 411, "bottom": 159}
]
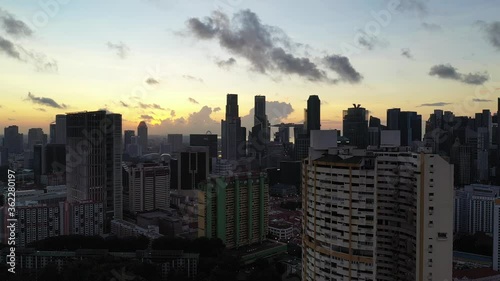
[{"left": 302, "top": 145, "right": 453, "bottom": 281}]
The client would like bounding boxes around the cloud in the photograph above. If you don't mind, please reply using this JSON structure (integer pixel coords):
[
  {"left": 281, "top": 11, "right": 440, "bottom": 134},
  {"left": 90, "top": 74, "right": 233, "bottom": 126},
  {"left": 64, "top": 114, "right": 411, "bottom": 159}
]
[
  {"left": 119, "top": 101, "right": 129, "bottom": 107},
  {"left": 170, "top": 110, "right": 176, "bottom": 117},
  {"left": 418, "top": 102, "right": 452, "bottom": 107},
  {"left": 138, "top": 102, "right": 166, "bottom": 110},
  {"left": 0, "top": 35, "right": 58, "bottom": 72},
  {"left": 401, "top": 48, "right": 413, "bottom": 59},
  {"left": 241, "top": 101, "right": 294, "bottom": 128},
  {"left": 107, "top": 41, "right": 130, "bottom": 59},
  {"left": 186, "top": 10, "right": 361, "bottom": 83},
  {"left": 421, "top": 22, "right": 442, "bottom": 32},
  {"left": 472, "top": 98, "right": 492, "bottom": 102},
  {"left": 145, "top": 77, "right": 159, "bottom": 84},
  {"left": 216, "top": 57, "right": 236, "bottom": 69},
  {"left": 151, "top": 106, "right": 220, "bottom": 134},
  {"left": 213, "top": 107, "right": 221, "bottom": 112},
  {"left": 35, "top": 108, "right": 46, "bottom": 112},
  {"left": 0, "top": 35, "right": 21, "bottom": 59},
  {"left": 183, "top": 75, "right": 204, "bottom": 83},
  {"left": 140, "top": 114, "right": 155, "bottom": 121},
  {"left": 26, "top": 92, "right": 67, "bottom": 109},
  {"left": 323, "top": 55, "right": 363, "bottom": 83},
  {"left": 0, "top": 8, "right": 33, "bottom": 37},
  {"left": 188, "top": 97, "right": 199, "bottom": 104},
  {"left": 476, "top": 21, "right": 500, "bottom": 51},
  {"left": 429, "top": 64, "right": 489, "bottom": 85},
  {"left": 397, "top": 0, "right": 429, "bottom": 18}
]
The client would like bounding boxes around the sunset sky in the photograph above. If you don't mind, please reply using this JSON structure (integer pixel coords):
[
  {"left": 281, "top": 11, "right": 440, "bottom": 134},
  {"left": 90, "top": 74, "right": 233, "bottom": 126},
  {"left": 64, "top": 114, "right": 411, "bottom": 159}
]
[{"left": 1, "top": 0, "right": 499, "bottom": 135}]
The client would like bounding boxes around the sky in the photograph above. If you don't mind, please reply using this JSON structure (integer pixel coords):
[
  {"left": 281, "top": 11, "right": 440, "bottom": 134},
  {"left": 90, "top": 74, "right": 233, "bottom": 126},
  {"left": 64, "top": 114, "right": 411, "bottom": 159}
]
[{"left": 0, "top": 0, "right": 499, "bottom": 135}]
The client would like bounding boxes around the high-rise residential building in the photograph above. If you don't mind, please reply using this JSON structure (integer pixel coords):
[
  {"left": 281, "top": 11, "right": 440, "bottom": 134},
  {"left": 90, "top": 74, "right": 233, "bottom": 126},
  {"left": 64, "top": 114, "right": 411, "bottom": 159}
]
[
  {"left": 27, "top": 128, "right": 47, "bottom": 151},
  {"left": 342, "top": 104, "right": 369, "bottom": 148},
  {"left": 454, "top": 184, "right": 500, "bottom": 234},
  {"left": 4, "top": 125, "right": 23, "bottom": 154},
  {"left": 302, "top": 145, "right": 453, "bottom": 281},
  {"left": 197, "top": 172, "right": 269, "bottom": 249},
  {"left": 123, "top": 161, "right": 170, "bottom": 214},
  {"left": 66, "top": 110, "right": 122, "bottom": 232},
  {"left": 167, "top": 134, "right": 183, "bottom": 153},
  {"left": 493, "top": 200, "right": 500, "bottom": 271},
  {"left": 221, "top": 94, "right": 245, "bottom": 160},
  {"left": 306, "top": 95, "right": 320, "bottom": 135},
  {"left": 124, "top": 130, "right": 135, "bottom": 152},
  {"left": 55, "top": 114, "right": 67, "bottom": 144},
  {"left": 138, "top": 121, "right": 148, "bottom": 153}
]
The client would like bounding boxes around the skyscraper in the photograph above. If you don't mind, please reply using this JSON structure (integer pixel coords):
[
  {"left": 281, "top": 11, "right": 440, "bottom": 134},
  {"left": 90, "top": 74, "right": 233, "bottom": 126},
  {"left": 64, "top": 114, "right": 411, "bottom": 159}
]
[
  {"left": 306, "top": 95, "right": 320, "bottom": 135},
  {"left": 49, "top": 123, "right": 56, "bottom": 144},
  {"left": 66, "top": 110, "right": 122, "bottom": 232},
  {"left": 55, "top": 114, "right": 67, "bottom": 144},
  {"left": 167, "top": 134, "right": 183, "bottom": 153},
  {"left": 222, "top": 94, "right": 245, "bottom": 160},
  {"left": 387, "top": 108, "right": 401, "bottom": 130},
  {"left": 123, "top": 130, "right": 135, "bottom": 152},
  {"left": 27, "top": 128, "right": 46, "bottom": 151},
  {"left": 137, "top": 121, "right": 148, "bottom": 153},
  {"left": 250, "top": 95, "right": 270, "bottom": 166},
  {"left": 190, "top": 134, "right": 218, "bottom": 172},
  {"left": 342, "top": 104, "right": 369, "bottom": 148},
  {"left": 3, "top": 125, "right": 23, "bottom": 154}
]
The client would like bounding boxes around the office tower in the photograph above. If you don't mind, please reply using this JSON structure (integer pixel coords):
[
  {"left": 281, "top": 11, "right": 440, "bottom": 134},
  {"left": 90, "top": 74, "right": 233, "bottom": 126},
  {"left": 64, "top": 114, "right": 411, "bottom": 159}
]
[
  {"left": 167, "top": 134, "right": 183, "bottom": 153},
  {"left": 28, "top": 128, "right": 46, "bottom": 151},
  {"left": 124, "top": 130, "right": 135, "bottom": 152},
  {"left": 123, "top": 161, "right": 170, "bottom": 214},
  {"left": 302, "top": 145, "right": 453, "bottom": 281},
  {"left": 55, "top": 114, "right": 67, "bottom": 144},
  {"left": 306, "top": 95, "right": 320, "bottom": 135},
  {"left": 494, "top": 200, "right": 500, "bottom": 270},
  {"left": 368, "top": 127, "right": 381, "bottom": 146},
  {"left": 4, "top": 125, "right": 23, "bottom": 154},
  {"left": 221, "top": 94, "right": 245, "bottom": 160},
  {"left": 190, "top": 134, "right": 218, "bottom": 172},
  {"left": 66, "top": 110, "right": 122, "bottom": 232},
  {"left": 387, "top": 108, "right": 400, "bottom": 130},
  {"left": 45, "top": 144, "right": 66, "bottom": 185},
  {"left": 127, "top": 136, "right": 141, "bottom": 157},
  {"left": 399, "top": 111, "right": 416, "bottom": 146},
  {"left": 33, "top": 144, "right": 44, "bottom": 185},
  {"left": 477, "top": 127, "right": 490, "bottom": 181},
  {"left": 176, "top": 146, "right": 209, "bottom": 191},
  {"left": 450, "top": 139, "right": 473, "bottom": 186},
  {"left": 342, "top": 104, "right": 369, "bottom": 148},
  {"left": 198, "top": 172, "right": 269, "bottom": 249},
  {"left": 369, "top": 116, "right": 381, "bottom": 128},
  {"left": 49, "top": 123, "right": 56, "bottom": 144},
  {"left": 454, "top": 184, "right": 500, "bottom": 235},
  {"left": 138, "top": 121, "right": 148, "bottom": 153},
  {"left": 411, "top": 113, "right": 422, "bottom": 142},
  {"left": 250, "top": 95, "right": 270, "bottom": 167}
]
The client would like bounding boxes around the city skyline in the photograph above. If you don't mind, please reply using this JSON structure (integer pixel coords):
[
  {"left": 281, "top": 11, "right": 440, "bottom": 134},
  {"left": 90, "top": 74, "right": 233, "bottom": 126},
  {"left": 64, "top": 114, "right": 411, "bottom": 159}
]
[{"left": 1, "top": 0, "right": 500, "bottom": 134}]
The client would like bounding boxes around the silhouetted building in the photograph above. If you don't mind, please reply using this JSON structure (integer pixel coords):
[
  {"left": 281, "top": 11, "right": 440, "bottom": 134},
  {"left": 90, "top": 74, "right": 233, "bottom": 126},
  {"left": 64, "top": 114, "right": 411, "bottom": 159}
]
[
  {"left": 138, "top": 121, "right": 148, "bottom": 153},
  {"left": 387, "top": 108, "right": 400, "bottom": 130},
  {"left": 28, "top": 128, "right": 46, "bottom": 151},
  {"left": 176, "top": 146, "right": 209, "bottom": 191},
  {"left": 55, "top": 114, "right": 67, "bottom": 144},
  {"left": 222, "top": 94, "right": 246, "bottom": 160},
  {"left": 124, "top": 130, "right": 134, "bottom": 152},
  {"left": 66, "top": 110, "right": 122, "bottom": 233},
  {"left": 306, "top": 95, "right": 320, "bottom": 135},
  {"left": 343, "top": 104, "right": 368, "bottom": 148},
  {"left": 190, "top": 134, "right": 218, "bottom": 172},
  {"left": 45, "top": 143, "right": 66, "bottom": 181},
  {"left": 49, "top": 123, "right": 56, "bottom": 144},
  {"left": 167, "top": 134, "right": 183, "bottom": 153},
  {"left": 4, "top": 125, "right": 23, "bottom": 154},
  {"left": 250, "top": 95, "right": 270, "bottom": 167}
]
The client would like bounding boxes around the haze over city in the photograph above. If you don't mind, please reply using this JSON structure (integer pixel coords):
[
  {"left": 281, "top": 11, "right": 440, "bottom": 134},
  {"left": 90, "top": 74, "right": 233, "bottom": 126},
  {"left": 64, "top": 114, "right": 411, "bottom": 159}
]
[{"left": 1, "top": 0, "right": 499, "bottom": 134}]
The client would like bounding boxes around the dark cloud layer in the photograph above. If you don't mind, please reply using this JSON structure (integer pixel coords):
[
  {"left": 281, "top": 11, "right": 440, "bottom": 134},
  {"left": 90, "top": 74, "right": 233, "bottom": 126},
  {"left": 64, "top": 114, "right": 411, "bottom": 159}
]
[
  {"left": 323, "top": 55, "right": 363, "bottom": 83},
  {"left": 429, "top": 64, "right": 489, "bottom": 85},
  {"left": 472, "top": 98, "right": 492, "bottom": 102},
  {"left": 0, "top": 35, "right": 58, "bottom": 72},
  {"left": 186, "top": 9, "right": 362, "bottom": 83},
  {"left": 477, "top": 21, "right": 500, "bottom": 51},
  {"left": 138, "top": 102, "right": 166, "bottom": 110},
  {"left": 0, "top": 9, "right": 33, "bottom": 37},
  {"left": 145, "top": 78, "right": 159, "bottom": 85},
  {"left": 188, "top": 97, "right": 199, "bottom": 104},
  {"left": 26, "top": 92, "right": 67, "bottom": 109},
  {"left": 418, "top": 102, "right": 452, "bottom": 107},
  {"left": 0, "top": 35, "right": 20, "bottom": 59}
]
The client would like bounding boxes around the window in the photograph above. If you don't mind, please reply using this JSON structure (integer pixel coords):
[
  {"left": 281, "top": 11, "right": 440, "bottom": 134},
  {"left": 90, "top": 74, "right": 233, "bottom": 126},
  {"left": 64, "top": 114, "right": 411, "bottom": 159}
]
[{"left": 438, "top": 232, "right": 448, "bottom": 240}]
